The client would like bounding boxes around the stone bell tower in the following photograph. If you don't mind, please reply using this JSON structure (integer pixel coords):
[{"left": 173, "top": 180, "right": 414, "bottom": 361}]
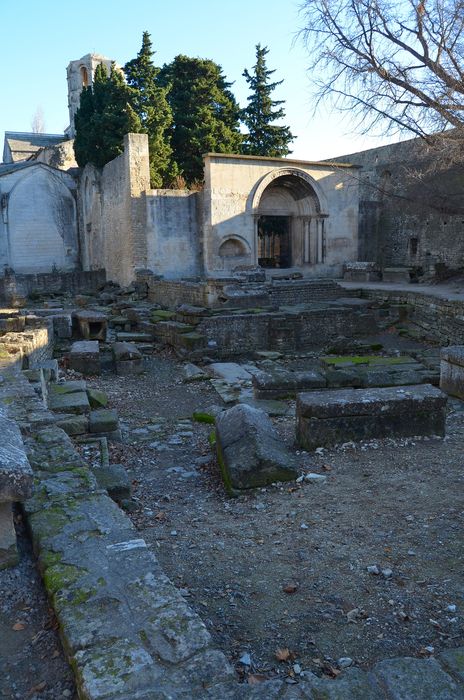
[{"left": 65, "top": 53, "right": 114, "bottom": 138}]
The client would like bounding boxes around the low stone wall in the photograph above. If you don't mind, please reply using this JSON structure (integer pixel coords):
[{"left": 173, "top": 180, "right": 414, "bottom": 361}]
[
  {"left": 196, "top": 303, "right": 397, "bottom": 357},
  {"left": 359, "top": 288, "right": 464, "bottom": 345},
  {"left": 148, "top": 278, "right": 356, "bottom": 311},
  {"left": 0, "top": 270, "right": 106, "bottom": 305},
  {"left": 147, "top": 278, "right": 228, "bottom": 309},
  {"left": 0, "top": 317, "right": 53, "bottom": 369},
  {"left": 268, "top": 279, "right": 349, "bottom": 305}
]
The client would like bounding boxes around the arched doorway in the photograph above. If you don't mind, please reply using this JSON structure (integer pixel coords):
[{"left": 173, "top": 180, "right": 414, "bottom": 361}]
[{"left": 253, "top": 169, "right": 327, "bottom": 269}]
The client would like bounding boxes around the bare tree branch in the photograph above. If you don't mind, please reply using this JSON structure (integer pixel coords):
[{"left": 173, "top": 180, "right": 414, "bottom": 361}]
[{"left": 299, "top": 0, "right": 464, "bottom": 144}]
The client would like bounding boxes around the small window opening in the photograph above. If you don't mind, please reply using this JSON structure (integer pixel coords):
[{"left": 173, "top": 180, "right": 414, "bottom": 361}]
[
  {"left": 80, "top": 66, "right": 89, "bottom": 87},
  {"left": 410, "top": 237, "right": 419, "bottom": 256}
]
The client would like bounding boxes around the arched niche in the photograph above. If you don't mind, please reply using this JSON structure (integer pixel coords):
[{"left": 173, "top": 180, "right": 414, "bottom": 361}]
[
  {"left": 250, "top": 168, "right": 328, "bottom": 268},
  {"left": 219, "top": 236, "right": 249, "bottom": 258}
]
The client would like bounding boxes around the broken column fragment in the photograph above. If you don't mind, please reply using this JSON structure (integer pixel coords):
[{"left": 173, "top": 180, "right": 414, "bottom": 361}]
[{"left": 215, "top": 403, "right": 297, "bottom": 493}]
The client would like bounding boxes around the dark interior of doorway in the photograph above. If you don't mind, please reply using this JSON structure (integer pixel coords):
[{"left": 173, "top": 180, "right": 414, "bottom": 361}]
[{"left": 257, "top": 215, "right": 291, "bottom": 268}]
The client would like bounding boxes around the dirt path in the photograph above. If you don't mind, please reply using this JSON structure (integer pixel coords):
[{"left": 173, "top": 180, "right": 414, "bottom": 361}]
[
  {"left": 0, "top": 513, "right": 77, "bottom": 700},
  {"left": 88, "top": 351, "right": 464, "bottom": 682}
]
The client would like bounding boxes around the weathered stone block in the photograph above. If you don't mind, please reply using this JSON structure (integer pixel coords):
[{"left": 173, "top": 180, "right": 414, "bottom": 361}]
[
  {"left": 39, "top": 359, "right": 59, "bottom": 381},
  {"left": 253, "top": 367, "right": 326, "bottom": 399},
  {"left": 216, "top": 403, "right": 297, "bottom": 492},
  {"left": 54, "top": 413, "right": 89, "bottom": 436},
  {"left": 382, "top": 267, "right": 412, "bottom": 283},
  {"left": 91, "top": 463, "right": 131, "bottom": 502},
  {"left": 112, "top": 341, "right": 143, "bottom": 375},
  {"left": 439, "top": 647, "right": 464, "bottom": 682},
  {"left": 440, "top": 345, "right": 464, "bottom": 399},
  {"left": 86, "top": 388, "right": 108, "bottom": 409},
  {"left": 373, "top": 656, "right": 464, "bottom": 699},
  {"left": 297, "top": 384, "right": 447, "bottom": 450},
  {"left": 50, "top": 380, "right": 87, "bottom": 395},
  {"left": 69, "top": 340, "right": 100, "bottom": 376},
  {"left": 52, "top": 313, "right": 72, "bottom": 339},
  {"left": 48, "top": 391, "right": 90, "bottom": 415},
  {"left": 0, "top": 416, "right": 33, "bottom": 501},
  {"left": 89, "top": 409, "right": 119, "bottom": 434}
]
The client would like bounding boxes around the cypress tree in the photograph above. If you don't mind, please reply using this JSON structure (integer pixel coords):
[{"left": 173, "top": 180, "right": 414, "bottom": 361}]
[
  {"left": 74, "top": 63, "right": 142, "bottom": 168},
  {"left": 242, "top": 44, "right": 294, "bottom": 157},
  {"left": 158, "top": 55, "right": 243, "bottom": 184},
  {"left": 124, "top": 32, "right": 178, "bottom": 187}
]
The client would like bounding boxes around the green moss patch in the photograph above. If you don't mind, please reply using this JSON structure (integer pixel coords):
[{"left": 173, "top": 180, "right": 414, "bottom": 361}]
[{"left": 192, "top": 411, "right": 216, "bottom": 425}]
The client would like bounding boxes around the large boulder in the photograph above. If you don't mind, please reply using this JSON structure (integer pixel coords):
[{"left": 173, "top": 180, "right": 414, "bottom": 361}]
[{"left": 215, "top": 404, "right": 297, "bottom": 493}]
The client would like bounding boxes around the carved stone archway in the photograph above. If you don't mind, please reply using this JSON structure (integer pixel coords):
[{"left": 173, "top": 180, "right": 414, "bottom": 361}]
[{"left": 251, "top": 168, "right": 329, "bottom": 268}]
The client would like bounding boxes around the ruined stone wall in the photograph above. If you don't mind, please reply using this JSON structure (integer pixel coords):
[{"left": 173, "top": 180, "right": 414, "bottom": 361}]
[
  {"left": 0, "top": 164, "right": 79, "bottom": 274},
  {"left": 146, "top": 190, "right": 201, "bottom": 278},
  {"left": 0, "top": 317, "right": 53, "bottom": 369},
  {"left": 360, "top": 288, "right": 464, "bottom": 345},
  {"left": 147, "top": 278, "right": 226, "bottom": 308},
  {"left": 197, "top": 305, "right": 389, "bottom": 356},
  {"left": 78, "top": 134, "right": 150, "bottom": 286},
  {"left": 334, "top": 138, "right": 464, "bottom": 273},
  {"left": 0, "top": 270, "right": 105, "bottom": 305},
  {"left": 35, "top": 140, "right": 78, "bottom": 171}
]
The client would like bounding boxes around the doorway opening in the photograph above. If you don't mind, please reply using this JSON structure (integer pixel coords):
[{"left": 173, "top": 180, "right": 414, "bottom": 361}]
[{"left": 257, "top": 215, "right": 291, "bottom": 268}]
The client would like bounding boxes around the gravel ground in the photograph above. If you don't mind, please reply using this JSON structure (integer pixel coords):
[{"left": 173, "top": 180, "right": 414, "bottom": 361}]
[
  {"left": 0, "top": 511, "right": 77, "bottom": 700},
  {"left": 86, "top": 347, "right": 464, "bottom": 683}
]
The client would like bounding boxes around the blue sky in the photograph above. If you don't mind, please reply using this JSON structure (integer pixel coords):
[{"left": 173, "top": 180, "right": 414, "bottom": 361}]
[{"left": 1, "top": 0, "right": 400, "bottom": 160}]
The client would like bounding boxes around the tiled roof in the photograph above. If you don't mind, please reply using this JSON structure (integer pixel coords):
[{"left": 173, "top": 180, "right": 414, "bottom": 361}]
[{"left": 3, "top": 132, "right": 66, "bottom": 163}]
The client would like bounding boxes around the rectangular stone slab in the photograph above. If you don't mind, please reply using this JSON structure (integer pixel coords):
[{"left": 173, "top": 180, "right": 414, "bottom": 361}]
[
  {"left": 48, "top": 391, "right": 90, "bottom": 415},
  {"left": 0, "top": 416, "right": 33, "bottom": 501},
  {"left": 297, "top": 384, "right": 447, "bottom": 450},
  {"left": 253, "top": 368, "right": 326, "bottom": 399}
]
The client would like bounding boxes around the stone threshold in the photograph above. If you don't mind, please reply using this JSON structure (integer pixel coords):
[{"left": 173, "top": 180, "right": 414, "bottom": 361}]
[{"left": 1, "top": 369, "right": 463, "bottom": 699}]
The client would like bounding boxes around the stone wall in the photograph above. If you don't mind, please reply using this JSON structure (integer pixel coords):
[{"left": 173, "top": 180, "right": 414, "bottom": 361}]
[
  {"left": 334, "top": 138, "right": 464, "bottom": 274},
  {"left": 359, "top": 288, "right": 464, "bottom": 345},
  {"left": 0, "top": 317, "right": 53, "bottom": 369},
  {"left": 79, "top": 134, "right": 150, "bottom": 286},
  {"left": 146, "top": 190, "right": 201, "bottom": 278},
  {"left": 0, "top": 270, "right": 105, "bottom": 305},
  {"left": 0, "top": 164, "right": 79, "bottom": 274},
  {"left": 196, "top": 303, "right": 391, "bottom": 357}
]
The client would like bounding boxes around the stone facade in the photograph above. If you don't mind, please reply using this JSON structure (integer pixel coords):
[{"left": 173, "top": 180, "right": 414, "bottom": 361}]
[
  {"left": 203, "top": 153, "right": 359, "bottom": 278},
  {"left": 0, "top": 162, "right": 78, "bottom": 275},
  {"left": 78, "top": 134, "right": 360, "bottom": 285}
]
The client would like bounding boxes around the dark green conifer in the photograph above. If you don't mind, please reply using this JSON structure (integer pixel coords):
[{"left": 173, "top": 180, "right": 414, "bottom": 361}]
[
  {"left": 74, "top": 63, "right": 142, "bottom": 168},
  {"left": 124, "top": 32, "right": 178, "bottom": 187},
  {"left": 241, "top": 44, "right": 294, "bottom": 157},
  {"left": 158, "top": 55, "right": 243, "bottom": 184}
]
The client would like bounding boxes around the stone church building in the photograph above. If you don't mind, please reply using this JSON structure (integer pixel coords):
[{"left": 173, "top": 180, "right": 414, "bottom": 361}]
[{"left": 3, "top": 51, "right": 459, "bottom": 287}]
